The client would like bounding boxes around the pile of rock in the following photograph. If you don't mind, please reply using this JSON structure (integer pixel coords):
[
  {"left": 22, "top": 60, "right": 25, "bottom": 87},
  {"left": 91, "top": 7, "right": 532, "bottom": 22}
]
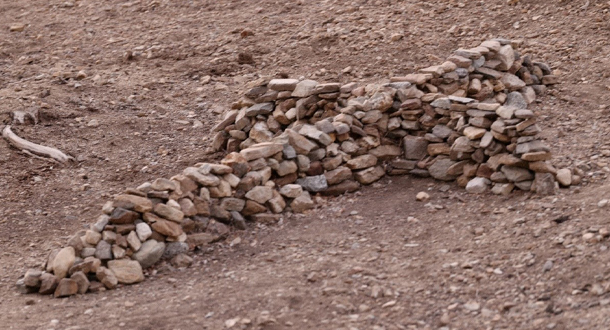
[
  {"left": 18, "top": 39, "right": 567, "bottom": 298},
  {"left": 211, "top": 38, "right": 567, "bottom": 195}
]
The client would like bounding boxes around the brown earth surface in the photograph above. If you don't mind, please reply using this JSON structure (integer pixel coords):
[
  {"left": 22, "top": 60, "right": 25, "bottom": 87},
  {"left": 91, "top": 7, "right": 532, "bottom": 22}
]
[{"left": 2, "top": 0, "right": 610, "bottom": 329}]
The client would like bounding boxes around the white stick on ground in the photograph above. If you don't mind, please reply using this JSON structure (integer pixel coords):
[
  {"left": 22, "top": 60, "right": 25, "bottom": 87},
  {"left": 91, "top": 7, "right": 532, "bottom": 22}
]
[{"left": 2, "top": 125, "right": 73, "bottom": 163}]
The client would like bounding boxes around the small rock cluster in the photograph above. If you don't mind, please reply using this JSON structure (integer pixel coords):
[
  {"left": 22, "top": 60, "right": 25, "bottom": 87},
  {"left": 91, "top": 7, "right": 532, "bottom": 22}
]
[{"left": 18, "top": 39, "right": 567, "bottom": 297}]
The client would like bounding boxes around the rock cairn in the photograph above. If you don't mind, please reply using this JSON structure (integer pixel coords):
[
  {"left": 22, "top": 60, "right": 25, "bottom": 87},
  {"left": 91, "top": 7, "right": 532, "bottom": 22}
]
[{"left": 18, "top": 39, "right": 565, "bottom": 297}]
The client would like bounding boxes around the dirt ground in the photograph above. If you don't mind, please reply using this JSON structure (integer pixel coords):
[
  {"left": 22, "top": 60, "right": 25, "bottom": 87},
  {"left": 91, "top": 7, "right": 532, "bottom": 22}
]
[{"left": 1, "top": 0, "right": 610, "bottom": 329}]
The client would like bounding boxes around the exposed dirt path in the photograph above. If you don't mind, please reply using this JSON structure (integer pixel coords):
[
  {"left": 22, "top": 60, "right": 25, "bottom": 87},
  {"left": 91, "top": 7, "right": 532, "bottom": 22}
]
[{"left": 4, "top": 176, "right": 610, "bottom": 329}]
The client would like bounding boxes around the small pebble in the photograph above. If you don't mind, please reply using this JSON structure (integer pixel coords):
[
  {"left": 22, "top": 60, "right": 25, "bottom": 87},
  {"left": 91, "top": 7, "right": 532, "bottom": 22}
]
[{"left": 416, "top": 192, "right": 430, "bottom": 202}]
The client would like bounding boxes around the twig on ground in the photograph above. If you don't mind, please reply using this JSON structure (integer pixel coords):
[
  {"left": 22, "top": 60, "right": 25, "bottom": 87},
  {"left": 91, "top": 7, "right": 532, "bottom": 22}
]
[{"left": 2, "top": 125, "right": 74, "bottom": 163}]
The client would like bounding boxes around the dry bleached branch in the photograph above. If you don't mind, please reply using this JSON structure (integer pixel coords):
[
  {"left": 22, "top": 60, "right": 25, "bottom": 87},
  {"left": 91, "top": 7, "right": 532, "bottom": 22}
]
[{"left": 2, "top": 125, "right": 74, "bottom": 163}]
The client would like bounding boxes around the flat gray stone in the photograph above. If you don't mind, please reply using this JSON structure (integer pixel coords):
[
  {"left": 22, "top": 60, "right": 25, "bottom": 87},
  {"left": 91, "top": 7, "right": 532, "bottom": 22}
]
[
  {"left": 501, "top": 166, "right": 534, "bottom": 182},
  {"left": 162, "top": 242, "right": 189, "bottom": 259},
  {"left": 448, "top": 95, "right": 475, "bottom": 104},
  {"left": 431, "top": 98, "right": 451, "bottom": 110},
  {"left": 299, "top": 125, "right": 332, "bottom": 146},
  {"left": 432, "top": 125, "right": 453, "bottom": 139},
  {"left": 132, "top": 240, "right": 166, "bottom": 269},
  {"left": 245, "top": 103, "right": 274, "bottom": 117},
  {"left": 403, "top": 136, "right": 429, "bottom": 160},
  {"left": 296, "top": 175, "right": 328, "bottom": 192},
  {"left": 534, "top": 172, "right": 556, "bottom": 196},
  {"left": 505, "top": 91, "right": 527, "bottom": 109},
  {"left": 515, "top": 140, "right": 550, "bottom": 154},
  {"left": 428, "top": 158, "right": 458, "bottom": 181},
  {"left": 94, "top": 240, "right": 112, "bottom": 261}
]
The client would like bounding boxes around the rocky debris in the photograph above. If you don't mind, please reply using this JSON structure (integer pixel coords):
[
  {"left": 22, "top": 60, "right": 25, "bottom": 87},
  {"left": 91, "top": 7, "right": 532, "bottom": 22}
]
[{"left": 21, "top": 39, "right": 565, "bottom": 298}]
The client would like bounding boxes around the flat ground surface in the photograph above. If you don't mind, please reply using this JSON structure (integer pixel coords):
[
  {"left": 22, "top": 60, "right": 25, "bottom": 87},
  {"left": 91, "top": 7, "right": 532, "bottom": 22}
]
[{"left": 1, "top": 0, "right": 610, "bottom": 329}]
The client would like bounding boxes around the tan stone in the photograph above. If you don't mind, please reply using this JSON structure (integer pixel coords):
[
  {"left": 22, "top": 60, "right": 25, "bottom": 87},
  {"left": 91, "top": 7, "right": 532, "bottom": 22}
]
[
  {"left": 242, "top": 200, "right": 267, "bottom": 216},
  {"left": 38, "top": 273, "right": 59, "bottom": 295},
  {"left": 154, "top": 203, "right": 184, "bottom": 223},
  {"left": 115, "top": 194, "right": 153, "bottom": 213},
  {"left": 324, "top": 166, "right": 353, "bottom": 185},
  {"left": 52, "top": 247, "right": 76, "bottom": 279},
  {"left": 96, "top": 267, "right": 118, "bottom": 289},
  {"left": 183, "top": 167, "right": 220, "bottom": 186},
  {"left": 346, "top": 155, "right": 378, "bottom": 170},
  {"left": 521, "top": 151, "right": 552, "bottom": 162},
  {"left": 187, "top": 233, "right": 218, "bottom": 246},
  {"left": 427, "top": 143, "right": 451, "bottom": 156},
  {"left": 463, "top": 127, "right": 486, "bottom": 140},
  {"left": 84, "top": 230, "right": 102, "bottom": 245},
  {"left": 267, "top": 191, "right": 286, "bottom": 214},
  {"left": 240, "top": 142, "right": 283, "bottom": 161},
  {"left": 178, "top": 198, "right": 197, "bottom": 217},
  {"left": 54, "top": 278, "right": 78, "bottom": 298},
  {"left": 290, "top": 191, "right": 315, "bottom": 213},
  {"left": 70, "top": 271, "right": 90, "bottom": 294},
  {"left": 368, "top": 145, "right": 401, "bottom": 160},
  {"left": 354, "top": 166, "right": 385, "bottom": 185},
  {"left": 151, "top": 178, "right": 177, "bottom": 191},
  {"left": 107, "top": 259, "right": 144, "bottom": 284},
  {"left": 556, "top": 168, "right": 572, "bottom": 187},
  {"left": 245, "top": 186, "right": 274, "bottom": 204},
  {"left": 528, "top": 161, "right": 557, "bottom": 175},
  {"left": 209, "top": 180, "right": 232, "bottom": 198},
  {"left": 152, "top": 218, "right": 184, "bottom": 238}
]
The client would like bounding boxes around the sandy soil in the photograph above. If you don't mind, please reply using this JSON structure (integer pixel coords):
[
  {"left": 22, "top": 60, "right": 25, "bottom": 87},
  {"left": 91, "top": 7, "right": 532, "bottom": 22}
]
[{"left": 1, "top": 0, "right": 610, "bottom": 329}]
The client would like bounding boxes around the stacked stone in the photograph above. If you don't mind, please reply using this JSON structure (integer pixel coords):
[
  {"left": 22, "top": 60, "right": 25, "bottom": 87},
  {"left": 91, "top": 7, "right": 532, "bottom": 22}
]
[
  {"left": 212, "top": 38, "right": 561, "bottom": 196},
  {"left": 18, "top": 39, "right": 564, "bottom": 298},
  {"left": 212, "top": 79, "right": 406, "bottom": 196}
]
